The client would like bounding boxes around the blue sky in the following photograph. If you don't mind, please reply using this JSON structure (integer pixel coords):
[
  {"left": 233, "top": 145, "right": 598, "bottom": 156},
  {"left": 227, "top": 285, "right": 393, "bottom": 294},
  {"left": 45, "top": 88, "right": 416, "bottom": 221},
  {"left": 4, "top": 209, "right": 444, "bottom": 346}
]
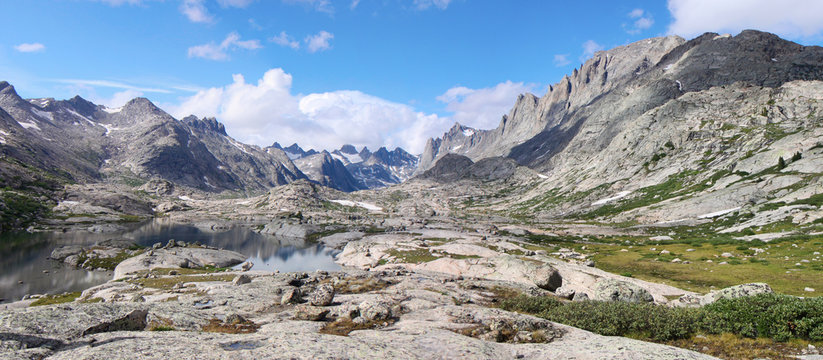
[{"left": 2, "top": 0, "right": 823, "bottom": 152}]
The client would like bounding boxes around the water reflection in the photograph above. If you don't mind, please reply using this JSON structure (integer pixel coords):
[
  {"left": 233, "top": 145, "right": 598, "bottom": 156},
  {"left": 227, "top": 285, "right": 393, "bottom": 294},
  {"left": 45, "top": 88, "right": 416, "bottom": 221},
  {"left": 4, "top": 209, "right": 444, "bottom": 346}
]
[{"left": 0, "top": 219, "right": 339, "bottom": 303}]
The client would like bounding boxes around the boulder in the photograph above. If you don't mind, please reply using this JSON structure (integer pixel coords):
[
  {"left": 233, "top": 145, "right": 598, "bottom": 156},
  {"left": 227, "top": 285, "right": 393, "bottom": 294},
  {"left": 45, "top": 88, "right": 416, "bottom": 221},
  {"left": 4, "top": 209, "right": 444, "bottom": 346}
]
[
  {"left": 49, "top": 245, "right": 85, "bottom": 261},
  {"left": 531, "top": 265, "right": 563, "bottom": 291},
  {"left": 699, "top": 283, "right": 773, "bottom": 305},
  {"left": 591, "top": 278, "right": 653, "bottom": 303},
  {"left": 232, "top": 275, "right": 252, "bottom": 286},
  {"left": 358, "top": 300, "right": 393, "bottom": 322},
  {"left": 113, "top": 248, "right": 246, "bottom": 279},
  {"left": 293, "top": 305, "right": 329, "bottom": 321},
  {"left": 555, "top": 286, "right": 575, "bottom": 300},
  {"left": 281, "top": 288, "right": 301, "bottom": 305},
  {"left": 309, "top": 284, "right": 335, "bottom": 306}
]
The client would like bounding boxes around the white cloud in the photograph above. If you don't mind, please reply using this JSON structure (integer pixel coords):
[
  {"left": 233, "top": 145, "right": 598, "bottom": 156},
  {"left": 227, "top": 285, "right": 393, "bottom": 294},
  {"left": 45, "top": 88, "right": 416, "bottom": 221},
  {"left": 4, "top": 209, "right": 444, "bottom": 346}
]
[
  {"left": 553, "top": 54, "right": 571, "bottom": 67},
  {"left": 667, "top": 0, "right": 823, "bottom": 39},
  {"left": 625, "top": 8, "right": 654, "bottom": 34},
  {"left": 180, "top": 0, "right": 213, "bottom": 23},
  {"left": 414, "top": 0, "right": 452, "bottom": 10},
  {"left": 217, "top": 0, "right": 255, "bottom": 7},
  {"left": 169, "top": 68, "right": 450, "bottom": 153},
  {"left": 188, "top": 32, "right": 262, "bottom": 61},
  {"left": 305, "top": 31, "right": 333, "bottom": 53},
  {"left": 14, "top": 43, "right": 45, "bottom": 53},
  {"left": 282, "top": 0, "right": 333, "bottom": 14},
  {"left": 350, "top": 0, "right": 360, "bottom": 10},
  {"left": 580, "top": 40, "right": 603, "bottom": 61},
  {"left": 271, "top": 31, "right": 300, "bottom": 50},
  {"left": 98, "top": 89, "right": 145, "bottom": 108},
  {"left": 52, "top": 79, "right": 172, "bottom": 93},
  {"left": 436, "top": 81, "right": 536, "bottom": 130}
]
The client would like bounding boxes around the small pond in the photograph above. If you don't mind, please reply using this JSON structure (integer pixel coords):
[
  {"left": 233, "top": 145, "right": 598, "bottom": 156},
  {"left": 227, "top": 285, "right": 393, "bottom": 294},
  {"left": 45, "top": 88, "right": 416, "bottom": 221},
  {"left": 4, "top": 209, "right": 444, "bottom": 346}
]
[{"left": 0, "top": 219, "right": 340, "bottom": 303}]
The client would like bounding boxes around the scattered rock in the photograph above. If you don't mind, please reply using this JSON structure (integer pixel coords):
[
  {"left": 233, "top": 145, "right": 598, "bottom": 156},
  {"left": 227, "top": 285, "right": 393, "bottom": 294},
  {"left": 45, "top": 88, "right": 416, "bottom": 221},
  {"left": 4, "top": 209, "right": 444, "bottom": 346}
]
[
  {"left": 309, "top": 284, "right": 335, "bottom": 306},
  {"left": 530, "top": 265, "right": 563, "bottom": 291},
  {"left": 699, "top": 283, "right": 774, "bottom": 305},
  {"left": 591, "top": 278, "right": 653, "bottom": 303},
  {"left": 357, "top": 300, "right": 393, "bottom": 322},
  {"left": 281, "top": 288, "right": 301, "bottom": 305},
  {"left": 554, "top": 286, "right": 575, "bottom": 300},
  {"left": 232, "top": 274, "right": 252, "bottom": 286},
  {"left": 572, "top": 292, "right": 589, "bottom": 302},
  {"left": 240, "top": 261, "right": 254, "bottom": 272},
  {"left": 293, "top": 305, "right": 329, "bottom": 321}
]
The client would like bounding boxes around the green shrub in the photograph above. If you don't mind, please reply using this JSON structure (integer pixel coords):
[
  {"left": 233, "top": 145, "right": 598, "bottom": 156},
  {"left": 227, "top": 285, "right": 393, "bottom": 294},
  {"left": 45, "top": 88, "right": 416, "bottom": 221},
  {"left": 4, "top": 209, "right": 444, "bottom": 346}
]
[{"left": 496, "top": 293, "right": 823, "bottom": 343}]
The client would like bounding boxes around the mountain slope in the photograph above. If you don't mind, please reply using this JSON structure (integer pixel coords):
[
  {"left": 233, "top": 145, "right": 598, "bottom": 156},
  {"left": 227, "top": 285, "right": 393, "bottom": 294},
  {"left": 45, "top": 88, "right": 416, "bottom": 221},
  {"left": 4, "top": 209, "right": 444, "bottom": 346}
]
[
  {"left": 413, "top": 30, "right": 823, "bottom": 229},
  {"left": 0, "top": 85, "right": 307, "bottom": 194},
  {"left": 292, "top": 151, "right": 364, "bottom": 192}
]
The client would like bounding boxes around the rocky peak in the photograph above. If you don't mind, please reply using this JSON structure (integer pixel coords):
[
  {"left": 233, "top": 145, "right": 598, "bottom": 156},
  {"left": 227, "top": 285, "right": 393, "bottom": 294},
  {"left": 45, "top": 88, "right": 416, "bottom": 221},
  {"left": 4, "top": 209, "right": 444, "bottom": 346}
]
[
  {"left": 359, "top": 146, "right": 372, "bottom": 160},
  {"left": 339, "top": 144, "right": 358, "bottom": 154},
  {"left": 182, "top": 115, "right": 227, "bottom": 136},
  {"left": 63, "top": 95, "right": 98, "bottom": 117},
  {"left": 122, "top": 97, "right": 160, "bottom": 113}
]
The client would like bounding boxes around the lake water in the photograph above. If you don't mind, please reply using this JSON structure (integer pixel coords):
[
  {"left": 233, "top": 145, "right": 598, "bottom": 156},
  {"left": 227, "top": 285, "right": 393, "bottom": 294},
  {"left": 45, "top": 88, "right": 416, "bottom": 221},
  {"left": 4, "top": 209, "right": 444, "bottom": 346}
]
[{"left": 0, "top": 219, "right": 340, "bottom": 304}]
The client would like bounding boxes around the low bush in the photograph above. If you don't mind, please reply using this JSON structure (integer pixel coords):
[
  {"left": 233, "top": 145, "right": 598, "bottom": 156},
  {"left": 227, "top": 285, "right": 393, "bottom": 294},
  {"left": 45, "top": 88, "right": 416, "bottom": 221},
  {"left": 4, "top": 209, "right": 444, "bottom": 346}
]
[{"left": 496, "top": 293, "right": 823, "bottom": 342}]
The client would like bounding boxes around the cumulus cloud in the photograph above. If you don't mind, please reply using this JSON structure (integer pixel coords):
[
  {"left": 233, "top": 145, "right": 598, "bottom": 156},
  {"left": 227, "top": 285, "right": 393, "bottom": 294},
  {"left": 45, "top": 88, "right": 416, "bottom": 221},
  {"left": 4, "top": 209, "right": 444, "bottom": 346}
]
[
  {"left": 580, "top": 40, "right": 603, "bottom": 62},
  {"left": 188, "top": 32, "right": 262, "bottom": 61},
  {"left": 169, "top": 68, "right": 451, "bottom": 152},
  {"left": 553, "top": 54, "right": 571, "bottom": 67},
  {"left": 414, "top": 0, "right": 452, "bottom": 10},
  {"left": 282, "top": 0, "right": 333, "bottom": 14},
  {"left": 305, "top": 31, "right": 333, "bottom": 53},
  {"left": 180, "top": 0, "right": 213, "bottom": 23},
  {"left": 436, "top": 81, "right": 536, "bottom": 130},
  {"left": 14, "top": 43, "right": 45, "bottom": 53},
  {"left": 667, "top": 0, "right": 823, "bottom": 39},
  {"left": 624, "top": 8, "right": 654, "bottom": 34},
  {"left": 271, "top": 31, "right": 300, "bottom": 50}
]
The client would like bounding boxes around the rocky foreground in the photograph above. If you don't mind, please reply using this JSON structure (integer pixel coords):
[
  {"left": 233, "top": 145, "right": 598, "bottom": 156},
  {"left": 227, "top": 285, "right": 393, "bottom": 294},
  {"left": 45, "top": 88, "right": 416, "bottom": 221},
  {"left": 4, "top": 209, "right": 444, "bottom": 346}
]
[
  {"left": 0, "top": 265, "right": 717, "bottom": 360},
  {"left": 10, "top": 220, "right": 796, "bottom": 360}
]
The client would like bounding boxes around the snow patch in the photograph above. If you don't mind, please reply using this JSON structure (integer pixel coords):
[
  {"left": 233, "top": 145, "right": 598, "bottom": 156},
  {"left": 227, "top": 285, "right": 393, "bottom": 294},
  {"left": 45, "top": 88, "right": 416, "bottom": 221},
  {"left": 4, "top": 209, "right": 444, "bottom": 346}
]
[
  {"left": 229, "top": 139, "right": 252, "bottom": 155},
  {"left": 178, "top": 196, "right": 193, "bottom": 201},
  {"left": 66, "top": 109, "right": 97, "bottom": 126},
  {"left": 664, "top": 64, "right": 673, "bottom": 71},
  {"left": 463, "top": 128, "right": 475, "bottom": 136},
  {"left": 285, "top": 151, "right": 302, "bottom": 160},
  {"left": 453, "top": 145, "right": 463, "bottom": 151},
  {"left": 102, "top": 106, "right": 122, "bottom": 114},
  {"left": 675, "top": 80, "right": 683, "bottom": 91},
  {"left": 330, "top": 200, "right": 383, "bottom": 212},
  {"left": 0, "top": 129, "right": 7, "bottom": 144},
  {"left": 698, "top": 207, "right": 741, "bottom": 219},
  {"left": 17, "top": 120, "right": 41, "bottom": 131},
  {"left": 31, "top": 108, "right": 53, "bottom": 121},
  {"left": 592, "top": 191, "right": 632, "bottom": 206},
  {"left": 100, "top": 123, "right": 121, "bottom": 136},
  {"left": 536, "top": 173, "right": 549, "bottom": 179}
]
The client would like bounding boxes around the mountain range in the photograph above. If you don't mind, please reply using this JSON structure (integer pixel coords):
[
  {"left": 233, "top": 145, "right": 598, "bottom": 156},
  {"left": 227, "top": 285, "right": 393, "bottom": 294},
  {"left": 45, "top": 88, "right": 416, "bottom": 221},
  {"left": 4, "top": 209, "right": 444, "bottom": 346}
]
[{"left": 2, "top": 29, "right": 823, "bottom": 232}]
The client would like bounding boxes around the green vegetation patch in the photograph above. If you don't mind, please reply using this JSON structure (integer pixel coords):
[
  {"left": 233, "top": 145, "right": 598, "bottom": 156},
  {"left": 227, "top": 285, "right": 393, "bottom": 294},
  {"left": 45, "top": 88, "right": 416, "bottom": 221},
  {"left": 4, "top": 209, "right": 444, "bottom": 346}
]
[
  {"left": 128, "top": 274, "right": 236, "bottom": 290},
  {"left": 499, "top": 292, "right": 823, "bottom": 343},
  {"left": 30, "top": 292, "right": 81, "bottom": 307}
]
